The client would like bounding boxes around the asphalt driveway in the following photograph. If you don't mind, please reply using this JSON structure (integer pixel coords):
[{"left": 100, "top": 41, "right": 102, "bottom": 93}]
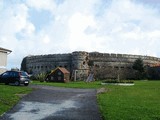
[{"left": 0, "top": 85, "right": 102, "bottom": 120}]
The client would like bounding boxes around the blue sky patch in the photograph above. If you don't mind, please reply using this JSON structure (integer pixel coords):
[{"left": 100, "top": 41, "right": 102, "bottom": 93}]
[
  {"left": 54, "top": 0, "right": 65, "bottom": 5},
  {"left": 28, "top": 8, "right": 54, "bottom": 31}
]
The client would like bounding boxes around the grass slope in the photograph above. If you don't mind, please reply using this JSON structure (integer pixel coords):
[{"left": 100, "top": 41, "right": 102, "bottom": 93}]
[{"left": 0, "top": 84, "right": 32, "bottom": 115}]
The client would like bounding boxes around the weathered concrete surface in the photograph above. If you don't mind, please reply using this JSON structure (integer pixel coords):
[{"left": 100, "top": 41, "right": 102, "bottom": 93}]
[
  {"left": 21, "top": 51, "right": 160, "bottom": 80},
  {"left": 0, "top": 85, "right": 102, "bottom": 120}
]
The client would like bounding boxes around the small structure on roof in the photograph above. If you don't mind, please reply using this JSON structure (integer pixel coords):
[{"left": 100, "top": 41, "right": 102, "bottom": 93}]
[{"left": 45, "top": 67, "right": 70, "bottom": 83}]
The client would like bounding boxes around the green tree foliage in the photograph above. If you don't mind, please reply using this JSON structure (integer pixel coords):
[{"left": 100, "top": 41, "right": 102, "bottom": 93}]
[
  {"left": 147, "top": 66, "right": 160, "bottom": 80},
  {"left": 132, "top": 58, "right": 144, "bottom": 72},
  {"left": 88, "top": 60, "right": 94, "bottom": 66},
  {"left": 37, "top": 73, "right": 46, "bottom": 82},
  {"left": 132, "top": 58, "right": 145, "bottom": 79}
]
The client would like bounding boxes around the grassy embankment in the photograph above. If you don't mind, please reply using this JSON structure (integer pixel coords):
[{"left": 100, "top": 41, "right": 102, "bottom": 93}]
[
  {"left": 0, "top": 84, "right": 32, "bottom": 115},
  {"left": 32, "top": 80, "right": 160, "bottom": 120}
]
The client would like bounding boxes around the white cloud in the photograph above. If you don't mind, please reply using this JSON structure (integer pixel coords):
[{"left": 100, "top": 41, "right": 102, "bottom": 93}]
[
  {"left": 42, "top": 35, "right": 50, "bottom": 44},
  {"left": 26, "top": 0, "right": 56, "bottom": 12},
  {"left": 68, "top": 12, "right": 97, "bottom": 51},
  {"left": 0, "top": 0, "right": 160, "bottom": 69},
  {"left": 91, "top": 0, "right": 160, "bottom": 56}
]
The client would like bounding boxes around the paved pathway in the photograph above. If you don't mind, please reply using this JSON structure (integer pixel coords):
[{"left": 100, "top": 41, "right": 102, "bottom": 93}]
[{"left": 0, "top": 85, "right": 102, "bottom": 120}]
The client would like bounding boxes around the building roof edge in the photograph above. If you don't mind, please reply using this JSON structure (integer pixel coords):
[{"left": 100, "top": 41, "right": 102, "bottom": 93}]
[{"left": 0, "top": 47, "right": 12, "bottom": 53}]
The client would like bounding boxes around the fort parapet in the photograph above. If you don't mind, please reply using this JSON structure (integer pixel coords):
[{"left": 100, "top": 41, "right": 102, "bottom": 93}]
[{"left": 21, "top": 51, "right": 160, "bottom": 80}]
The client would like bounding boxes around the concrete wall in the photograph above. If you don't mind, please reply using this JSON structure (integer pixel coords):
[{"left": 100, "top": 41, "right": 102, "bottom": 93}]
[
  {"left": 0, "top": 47, "right": 11, "bottom": 74},
  {"left": 89, "top": 52, "right": 160, "bottom": 80},
  {"left": 23, "top": 54, "right": 72, "bottom": 75},
  {"left": 0, "top": 52, "right": 7, "bottom": 74},
  {"left": 71, "top": 51, "right": 89, "bottom": 80},
  {"left": 0, "top": 52, "right": 7, "bottom": 67},
  {"left": 21, "top": 51, "right": 160, "bottom": 80}
]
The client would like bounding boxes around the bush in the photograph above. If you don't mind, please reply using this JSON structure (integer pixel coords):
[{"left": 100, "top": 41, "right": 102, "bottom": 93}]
[{"left": 37, "top": 73, "right": 46, "bottom": 82}]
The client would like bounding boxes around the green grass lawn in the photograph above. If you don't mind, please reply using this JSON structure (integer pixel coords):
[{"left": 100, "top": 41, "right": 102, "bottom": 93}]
[
  {"left": 0, "top": 84, "right": 32, "bottom": 115},
  {"left": 98, "top": 81, "right": 160, "bottom": 120},
  {"left": 32, "top": 80, "right": 160, "bottom": 120},
  {"left": 1, "top": 81, "right": 160, "bottom": 120},
  {"left": 31, "top": 80, "right": 102, "bottom": 89}
]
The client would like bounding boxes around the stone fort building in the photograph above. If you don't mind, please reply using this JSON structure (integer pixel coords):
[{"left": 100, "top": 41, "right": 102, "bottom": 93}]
[{"left": 21, "top": 51, "right": 160, "bottom": 80}]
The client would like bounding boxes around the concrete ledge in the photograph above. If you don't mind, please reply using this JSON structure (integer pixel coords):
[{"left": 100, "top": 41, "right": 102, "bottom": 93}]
[{"left": 101, "top": 82, "right": 134, "bottom": 86}]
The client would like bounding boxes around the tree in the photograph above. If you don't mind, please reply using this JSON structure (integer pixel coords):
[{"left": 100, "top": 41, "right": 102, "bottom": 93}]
[
  {"left": 132, "top": 58, "right": 145, "bottom": 79},
  {"left": 132, "top": 58, "right": 144, "bottom": 72},
  {"left": 147, "top": 66, "right": 160, "bottom": 80}
]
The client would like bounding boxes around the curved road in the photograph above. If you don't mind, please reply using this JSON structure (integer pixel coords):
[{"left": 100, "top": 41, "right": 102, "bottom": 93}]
[{"left": 1, "top": 85, "right": 102, "bottom": 120}]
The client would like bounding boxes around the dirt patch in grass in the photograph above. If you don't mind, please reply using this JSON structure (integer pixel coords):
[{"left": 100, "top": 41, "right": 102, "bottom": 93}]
[
  {"left": 97, "top": 88, "right": 110, "bottom": 94},
  {"left": 15, "top": 94, "right": 27, "bottom": 98}
]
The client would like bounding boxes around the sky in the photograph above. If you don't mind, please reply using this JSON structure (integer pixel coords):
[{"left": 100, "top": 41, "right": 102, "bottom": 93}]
[{"left": 0, "top": 0, "right": 160, "bottom": 69}]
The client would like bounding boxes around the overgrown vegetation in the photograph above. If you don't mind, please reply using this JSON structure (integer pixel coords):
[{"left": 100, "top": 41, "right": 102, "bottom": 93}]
[
  {"left": 146, "top": 66, "right": 160, "bottom": 80},
  {"left": 0, "top": 84, "right": 32, "bottom": 115},
  {"left": 37, "top": 73, "right": 46, "bottom": 82},
  {"left": 132, "top": 58, "right": 160, "bottom": 80}
]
